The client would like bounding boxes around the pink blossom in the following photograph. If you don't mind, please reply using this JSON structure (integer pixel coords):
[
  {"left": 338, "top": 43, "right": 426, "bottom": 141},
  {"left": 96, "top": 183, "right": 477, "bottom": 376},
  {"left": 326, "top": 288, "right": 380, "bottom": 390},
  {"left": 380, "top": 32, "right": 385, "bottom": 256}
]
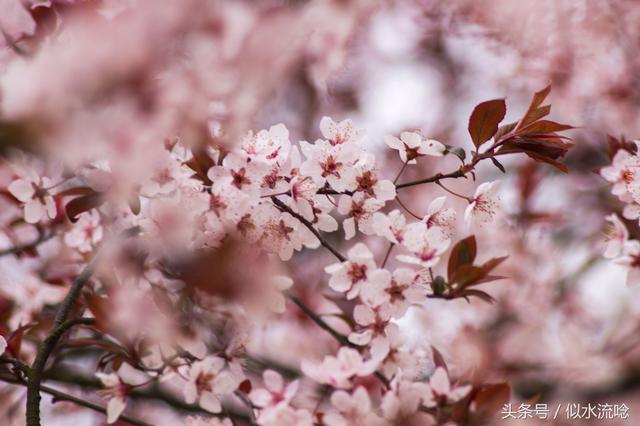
[
  {"left": 64, "top": 210, "right": 103, "bottom": 253},
  {"left": 324, "top": 387, "right": 385, "bottom": 426},
  {"left": 384, "top": 131, "right": 445, "bottom": 164},
  {"left": 241, "top": 123, "right": 291, "bottom": 165},
  {"left": 325, "top": 243, "right": 376, "bottom": 300},
  {"left": 612, "top": 240, "right": 640, "bottom": 287},
  {"left": 381, "top": 374, "right": 432, "bottom": 423},
  {"left": 373, "top": 209, "right": 407, "bottom": 244},
  {"left": 183, "top": 356, "right": 240, "bottom": 413},
  {"left": 249, "top": 369, "right": 299, "bottom": 408},
  {"left": 337, "top": 192, "right": 385, "bottom": 240},
  {"left": 348, "top": 302, "right": 396, "bottom": 358},
  {"left": 424, "top": 196, "right": 456, "bottom": 236},
  {"left": 422, "top": 367, "right": 471, "bottom": 407},
  {"left": 360, "top": 268, "right": 425, "bottom": 318},
  {"left": 301, "top": 347, "right": 380, "bottom": 388},
  {"left": 8, "top": 172, "right": 57, "bottom": 224},
  {"left": 267, "top": 275, "right": 295, "bottom": 314},
  {"left": 319, "top": 116, "right": 364, "bottom": 146},
  {"left": 350, "top": 156, "right": 396, "bottom": 201},
  {"left": 603, "top": 214, "right": 628, "bottom": 259},
  {"left": 464, "top": 180, "right": 501, "bottom": 227},
  {"left": 256, "top": 403, "right": 313, "bottom": 426},
  {"left": 600, "top": 145, "right": 640, "bottom": 203},
  {"left": 397, "top": 223, "right": 450, "bottom": 268},
  {"left": 95, "top": 372, "right": 129, "bottom": 424},
  {"left": 300, "top": 139, "right": 359, "bottom": 192}
]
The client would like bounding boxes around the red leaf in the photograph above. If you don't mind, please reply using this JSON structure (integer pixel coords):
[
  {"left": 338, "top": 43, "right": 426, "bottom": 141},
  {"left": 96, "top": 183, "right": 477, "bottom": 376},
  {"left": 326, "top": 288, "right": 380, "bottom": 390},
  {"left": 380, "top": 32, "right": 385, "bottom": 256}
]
[
  {"left": 459, "top": 289, "right": 496, "bottom": 304},
  {"left": 431, "top": 345, "right": 449, "bottom": 375},
  {"left": 518, "top": 120, "right": 574, "bottom": 135},
  {"left": 473, "top": 383, "right": 511, "bottom": 418},
  {"left": 239, "top": 379, "right": 252, "bottom": 394},
  {"left": 450, "top": 264, "right": 485, "bottom": 288},
  {"left": 468, "top": 99, "right": 506, "bottom": 148},
  {"left": 447, "top": 235, "right": 477, "bottom": 281},
  {"left": 518, "top": 85, "right": 551, "bottom": 129},
  {"left": 65, "top": 193, "right": 105, "bottom": 222},
  {"left": 185, "top": 148, "right": 215, "bottom": 185},
  {"left": 56, "top": 187, "right": 97, "bottom": 197}
]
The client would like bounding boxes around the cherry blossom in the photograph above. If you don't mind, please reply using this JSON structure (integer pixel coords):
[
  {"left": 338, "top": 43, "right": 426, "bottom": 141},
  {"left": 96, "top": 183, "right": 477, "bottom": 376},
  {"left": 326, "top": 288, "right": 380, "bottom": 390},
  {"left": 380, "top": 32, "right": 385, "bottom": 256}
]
[
  {"left": 360, "top": 268, "right": 425, "bottom": 318},
  {"left": 422, "top": 367, "right": 471, "bottom": 407},
  {"left": 600, "top": 144, "right": 640, "bottom": 202},
  {"left": 396, "top": 223, "right": 450, "bottom": 268},
  {"left": 381, "top": 374, "right": 432, "bottom": 424},
  {"left": 267, "top": 276, "right": 295, "bottom": 313},
  {"left": 299, "top": 138, "right": 359, "bottom": 192},
  {"left": 350, "top": 156, "right": 396, "bottom": 201},
  {"left": 384, "top": 131, "right": 445, "bottom": 164},
  {"left": 337, "top": 192, "right": 385, "bottom": 240},
  {"left": 323, "top": 387, "right": 385, "bottom": 426},
  {"left": 8, "top": 172, "right": 57, "bottom": 224},
  {"left": 612, "top": 239, "right": 640, "bottom": 287},
  {"left": 256, "top": 403, "right": 314, "bottom": 426},
  {"left": 255, "top": 204, "right": 319, "bottom": 260},
  {"left": 319, "top": 116, "right": 364, "bottom": 146},
  {"left": 325, "top": 243, "right": 376, "bottom": 299},
  {"left": 249, "top": 369, "right": 299, "bottom": 408},
  {"left": 64, "top": 210, "right": 103, "bottom": 253},
  {"left": 95, "top": 372, "right": 130, "bottom": 424},
  {"left": 348, "top": 302, "right": 396, "bottom": 358},
  {"left": 0, "top": 4, "right": 593, "bottom": 426},
  {"left": 464, "top": 180, "right": 501, "bottom": 227},
  {"left": 603, "top": 214, "right": 629, "bottom": 259},
  {"left": 301, "top": 347, "right": 380, "bottom": 388},
  {"left": 183, "top": 356, "right": 240, "bottom": 413},
  {"left": 373, "top": 209, "right": 407, "bottom": 244},
  {"left": 241, "top": 123, "right": 291, "bottom": 165},
  {"left": 185, "top": 417, "right": 232, "bottom": 426},
  {"left": 424, "top": 196, "right": 456, "bottom": 236}
]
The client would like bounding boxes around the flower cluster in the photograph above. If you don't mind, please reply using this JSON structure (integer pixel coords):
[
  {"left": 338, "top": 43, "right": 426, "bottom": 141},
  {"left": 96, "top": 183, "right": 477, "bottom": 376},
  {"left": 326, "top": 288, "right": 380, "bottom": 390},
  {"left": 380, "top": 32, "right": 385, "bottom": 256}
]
[
  {"left": 601, "top": 140, "right": 640, "bottom": 286},
  {"left": 0, "top": 83, "right": 574, "bottom": 426}
]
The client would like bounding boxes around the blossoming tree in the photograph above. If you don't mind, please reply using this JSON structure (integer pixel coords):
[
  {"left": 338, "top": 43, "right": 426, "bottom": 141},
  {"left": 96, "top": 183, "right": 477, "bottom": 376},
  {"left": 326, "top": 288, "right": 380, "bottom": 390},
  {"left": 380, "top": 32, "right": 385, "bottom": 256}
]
[{"left": 0, "top": 1, "right": 636, "bottom": 426}]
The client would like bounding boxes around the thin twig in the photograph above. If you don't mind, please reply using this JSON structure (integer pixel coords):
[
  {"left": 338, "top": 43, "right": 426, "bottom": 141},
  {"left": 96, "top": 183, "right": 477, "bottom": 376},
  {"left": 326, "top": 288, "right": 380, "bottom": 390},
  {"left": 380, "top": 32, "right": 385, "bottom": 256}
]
[
  {"left": 381, "top": 243, "right": 395, "bottom": 268},
  {"left": 286, "top": 292, "right": 350, "bottom": 346},
  {"left": 435, "top": 181, "right": 472, "bottom": 202},
  {"left": 271, "top": 196, "right": 346, "bottom": 262},
  {"left": 1, "top": 374, "right": 152, "bottom": 426},
  {"left": 26, "top": 257, "right": 98, "bottom": 426},
  {"left": 285, "top": 292, "right": 390, "bottom": 388},
  {"left": 393, "top": 160, "right": 409, "bottom": 184},
  {"left": 0, "top": 231, "right": 55, "bottom": 258}
]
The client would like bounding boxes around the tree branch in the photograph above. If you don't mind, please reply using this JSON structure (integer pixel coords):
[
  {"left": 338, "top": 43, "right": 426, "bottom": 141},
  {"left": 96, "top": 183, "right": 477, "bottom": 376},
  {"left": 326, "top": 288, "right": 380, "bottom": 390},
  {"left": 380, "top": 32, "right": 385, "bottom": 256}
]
[
  {"left": 271, "top": 196, "right": 346, "bottom": 262},
  {"left": 1, "top": 374, "right": 152, "bottom": 426},
  {"left": 0, "top": 230, "right": 55, "bottom": 258},
  {"left": 26, "top": 257, "right": 98, "bottom": 426},
  {"left": 285, "top": 292, "right": 390, "bottom": 388}
]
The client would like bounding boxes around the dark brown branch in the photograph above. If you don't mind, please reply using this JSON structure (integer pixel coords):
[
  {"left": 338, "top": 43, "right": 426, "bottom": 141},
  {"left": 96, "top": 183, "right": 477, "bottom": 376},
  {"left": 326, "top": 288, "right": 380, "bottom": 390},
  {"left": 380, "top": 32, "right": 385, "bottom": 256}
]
[
  {"left": 27, "top": 257, "right": 98, "bottom": 426},
  {"left": 0, "top": 230, "right": 55, "bottom": 258},
  {"left": 286, "top": 293, "right": 350, "bottom": 346},
  {"left": 1, "top": 374, "right": 152, "bottom": 426},
  {"left": 271, "top": 196, "right": 346, "bottom": 262},
  {"left": 285, "top": 292, "right": 390, "bottom": 388}
]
